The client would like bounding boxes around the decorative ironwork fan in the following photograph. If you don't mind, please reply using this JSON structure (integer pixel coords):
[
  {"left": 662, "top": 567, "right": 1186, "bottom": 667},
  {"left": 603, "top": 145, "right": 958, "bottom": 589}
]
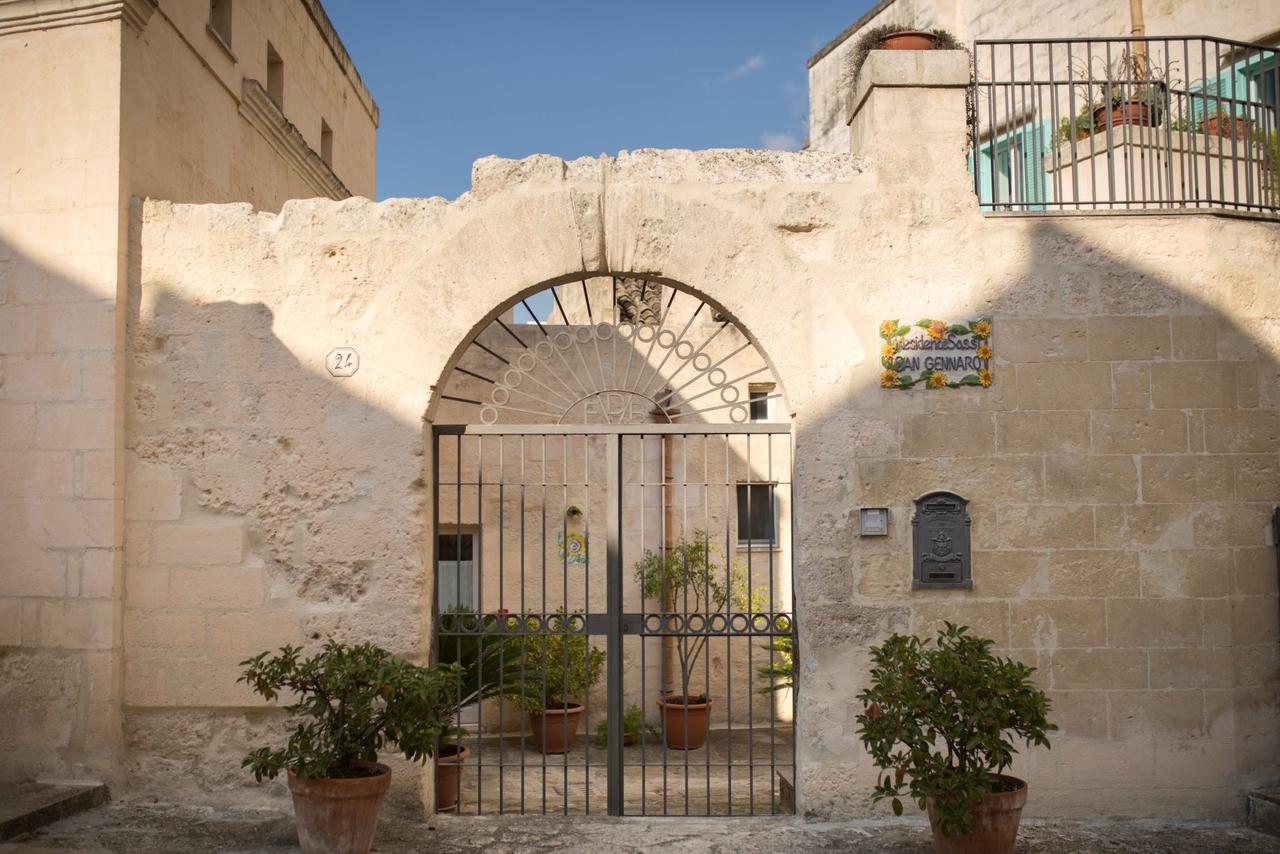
[{"left": 437, "top": 275, "right": 782, "bottom": 425}]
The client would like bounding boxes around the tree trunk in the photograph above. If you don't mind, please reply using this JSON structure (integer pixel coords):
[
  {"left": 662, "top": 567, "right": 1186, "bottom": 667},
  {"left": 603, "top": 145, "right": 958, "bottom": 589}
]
[{"left": 1129, "top": 0, "right": 1147, "bottom": 79}]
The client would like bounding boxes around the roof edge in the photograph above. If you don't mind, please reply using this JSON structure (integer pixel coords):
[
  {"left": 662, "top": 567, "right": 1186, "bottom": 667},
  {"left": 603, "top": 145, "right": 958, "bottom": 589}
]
[{"left": 301, "top": 0, "right": 380, "bottom": 127}]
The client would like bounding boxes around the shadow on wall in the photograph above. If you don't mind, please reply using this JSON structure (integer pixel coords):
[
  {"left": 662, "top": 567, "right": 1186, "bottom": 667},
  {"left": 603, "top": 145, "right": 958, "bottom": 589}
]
[
  {"left": 0, "top": 234, "right": 125, "bottom": 785},
  {"left": 796, "top": 215, "right": 1279, "bottom": 819},
  {"left": 120, "top": 265, "right": 434, "bottom": 808},
  {"left": 2, "top": 193, "right": 1278, "bottom": 822},
  {"left": 0, "top": 227, "right": 434, "bottom": 812}
]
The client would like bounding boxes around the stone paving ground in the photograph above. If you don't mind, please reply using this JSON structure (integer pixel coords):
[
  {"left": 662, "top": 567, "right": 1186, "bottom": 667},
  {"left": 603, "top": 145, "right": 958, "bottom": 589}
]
[
  {"left": 451, "top": 727, "right": 793, "bottom": 816},
  {"left": 4, "top": 802, "right": 1280, "bottom": 854}
]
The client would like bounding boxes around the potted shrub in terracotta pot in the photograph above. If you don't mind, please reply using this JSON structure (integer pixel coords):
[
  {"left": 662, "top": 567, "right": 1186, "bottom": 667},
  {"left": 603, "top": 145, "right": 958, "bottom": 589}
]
[
  {"left": 508, "top": 609, "right": 604, "bottom": 754},
  {"left": 434, "top": 608, "right": 525, "bottom": 811},
  {"left": 634, "top": 531, "right": 759, "bottom": 750},
  {"left": 239, "top": 641, "right": 461, "bottom": 854},
  {"left": 1092, "top": 83, "right": 1167, "bottom": 130},
  {"left": 846, "top": 24, "right": 965, "bottom": 86},
  {"left": 1080, "top": 48, "right": 1172, "bottom": 132},
  {"left": 856, "top": 622, "right": 1056, "bottom": 854}
]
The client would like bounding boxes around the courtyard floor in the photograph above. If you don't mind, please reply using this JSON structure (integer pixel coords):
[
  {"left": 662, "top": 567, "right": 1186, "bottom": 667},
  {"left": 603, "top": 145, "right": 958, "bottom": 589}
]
[
  {"left": 3, "top": 803, "right": 1279, "bottom": 853},
  {"left": 450, "top": 726, "right": 793, "bottom": 816}
]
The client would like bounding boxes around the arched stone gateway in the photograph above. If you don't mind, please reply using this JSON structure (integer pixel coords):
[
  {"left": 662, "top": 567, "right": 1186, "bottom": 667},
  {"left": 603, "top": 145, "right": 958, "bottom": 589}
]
[{"left": 431, "top": 273, "right": 797, "bottom": 816}]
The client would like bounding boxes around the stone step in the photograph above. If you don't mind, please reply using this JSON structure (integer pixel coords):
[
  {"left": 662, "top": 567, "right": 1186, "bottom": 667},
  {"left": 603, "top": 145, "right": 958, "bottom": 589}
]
[
  {"left": 0, "top": 782, "right": 109, "bottom": 841},
  {"left": 1247, "top": 788, "right": 1280, "bottom": 837}
]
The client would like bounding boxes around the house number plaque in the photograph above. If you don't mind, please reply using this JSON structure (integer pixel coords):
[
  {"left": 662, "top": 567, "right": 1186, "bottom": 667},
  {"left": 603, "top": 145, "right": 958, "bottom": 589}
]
[
  {"left": 912, "top": 490, "right": 972, "bottom": 589},
  {"left": 327, "top": 347, "right": 359, "bottom": 378}
]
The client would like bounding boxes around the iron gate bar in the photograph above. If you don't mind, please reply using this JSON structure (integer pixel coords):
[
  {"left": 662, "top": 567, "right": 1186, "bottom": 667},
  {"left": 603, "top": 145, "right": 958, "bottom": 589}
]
[{"left": 605, "top": 432, "right": 623, "bottom": 815}]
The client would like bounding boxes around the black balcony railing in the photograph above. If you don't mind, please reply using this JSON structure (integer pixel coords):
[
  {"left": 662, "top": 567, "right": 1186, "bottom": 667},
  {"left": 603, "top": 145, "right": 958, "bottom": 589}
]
[{"left": 971, "top": 36, "right": 1280, "bottom": 217}]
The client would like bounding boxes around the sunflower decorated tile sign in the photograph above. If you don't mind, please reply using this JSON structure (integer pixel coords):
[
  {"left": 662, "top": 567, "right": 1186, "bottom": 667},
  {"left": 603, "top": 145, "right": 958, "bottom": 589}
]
[{"left": 879, "top": 317, "right": 993, "bottom": 390}]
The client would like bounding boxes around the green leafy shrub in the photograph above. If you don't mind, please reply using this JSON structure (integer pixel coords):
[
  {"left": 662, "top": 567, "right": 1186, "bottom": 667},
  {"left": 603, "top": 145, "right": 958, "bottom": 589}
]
[
  {"left": 855, "top": 623, "right": 1056, "bottom": 837},
  {"left": 633, "top": 531, "right": 760, "bottom": 701},
  {"left": 239, "top": 640, "right": 462, "bottom": 781},
  {"left": 594, "top": 705, "right": 659, "bottom": 747},
  {"left": 505, "top": 609, "right": 604, "bottom": 713},
  {"left": 1052, "top": 104, "right": 1099, "bottom": 146}
]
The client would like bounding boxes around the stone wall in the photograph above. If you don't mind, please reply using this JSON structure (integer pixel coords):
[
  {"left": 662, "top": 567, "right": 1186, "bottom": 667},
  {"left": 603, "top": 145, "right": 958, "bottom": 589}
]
[
  {"left": 119, "top": 59, "right": 1280, "bottom": 820},
  {"left": 0, "top": 0, "right": 379, "bottom": 786}
]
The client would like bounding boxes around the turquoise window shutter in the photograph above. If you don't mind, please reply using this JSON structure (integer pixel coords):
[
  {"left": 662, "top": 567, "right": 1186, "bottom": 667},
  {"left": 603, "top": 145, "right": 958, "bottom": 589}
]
[
  {"left": 1018, "top": 120, "right": 1051, "bottom": 209},
  {"left": 1189, "top": 62, "right": 1253, "bottom": 126},
  {"left": 969, "top": 146, "right": 998, "bottom": 206},
  {"left": 969, "top": 120, "right": 1050, "bottom": 209}
]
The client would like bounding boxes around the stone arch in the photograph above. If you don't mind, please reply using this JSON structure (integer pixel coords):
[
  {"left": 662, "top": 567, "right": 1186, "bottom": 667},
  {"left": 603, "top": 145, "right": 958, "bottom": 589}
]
[{"left": 424, "top": 271, "right": 794, "bottom": 427}]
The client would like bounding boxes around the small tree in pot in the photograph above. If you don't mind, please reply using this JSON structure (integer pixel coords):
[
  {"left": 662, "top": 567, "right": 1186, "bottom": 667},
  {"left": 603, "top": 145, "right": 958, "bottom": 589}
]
[
  {"left": 856, "top": 623, "right": 1056, "bottom": 854},
  {"left": 634, "top": 531, "right": 758, "bottom": 750},
  {"left": 240, "top": 641, "right": 462, "bottom": 854},
  {"left": 506, "top": 609, "right": 604, "bottom": 754}
]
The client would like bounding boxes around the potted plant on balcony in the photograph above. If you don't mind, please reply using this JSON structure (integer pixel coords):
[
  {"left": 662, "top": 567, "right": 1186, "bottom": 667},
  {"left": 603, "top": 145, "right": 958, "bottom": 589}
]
[
  {"left": 846, "top": 24, "right": 965, "bottom": 85},
  {"left": 634, "top": 530, "right": 760, "bottom": 750},
  {"left": 239, "top": 641, "right": 462, "bottom": 854},
  {"left": 856, "top": 623, "right": 1055, "bottom": 854},
  {"left": 1083, "top": 48, "right": 1172, "bottom": 131},
  {"left": 434, "top": 607, "right": 526, "bottom": 811},
  {"left": 1199, "top": 107, "right": 1253, "bottom": 140},
  {"left": 507, "top": 609, "right": 604, "bottom": 754},
  {"left": 1053, "top": 103, "right": 1098, "bottom": 146}
]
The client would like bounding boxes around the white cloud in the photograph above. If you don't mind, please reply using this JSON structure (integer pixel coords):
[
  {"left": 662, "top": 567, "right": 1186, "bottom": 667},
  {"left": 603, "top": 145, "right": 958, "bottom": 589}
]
[
  {"left": 723, "top": 54, "right": 765, "bottom": 81},
  {"left": 760, "top": 131, "right": 800, "bottom": 151}
]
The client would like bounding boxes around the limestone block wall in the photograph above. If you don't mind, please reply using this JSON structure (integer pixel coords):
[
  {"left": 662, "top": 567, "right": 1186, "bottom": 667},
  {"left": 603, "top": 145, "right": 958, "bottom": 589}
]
[
  {"left": 807, "top": 0, "right": 1280, "bottom": 153},
  {"left": 0, "top": 17, "right": 127, "bottom": 784},
  {"left": 121, "top": 90, "right": 1280, "bottom": 822},
  {"left": 0, "top": 0, "right": 380, "bottom": 786}
]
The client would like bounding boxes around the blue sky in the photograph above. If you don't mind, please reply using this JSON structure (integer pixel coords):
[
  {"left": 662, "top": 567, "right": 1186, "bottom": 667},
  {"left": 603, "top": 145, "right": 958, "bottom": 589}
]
[{"left": 322, "top": 2, "right": 872, "bottom": 200}]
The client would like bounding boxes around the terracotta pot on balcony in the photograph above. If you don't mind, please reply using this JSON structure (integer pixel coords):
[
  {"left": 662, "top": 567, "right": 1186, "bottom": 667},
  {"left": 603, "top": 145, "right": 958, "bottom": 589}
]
[
  {"left": 1202, "top": 114, "right": 1253, "bottom": 139},
  {"left": 925, "top": 774, "right": 1028, "bottom": 854},
  {"left": 1093, "top": 99, "right": 1163, "bottom": 130},
  {"left": 876, "top": 30, "right": 939, "bottom": 51},
  {"left": 434, "top": 744, "right": 469, "bottom": 812}
]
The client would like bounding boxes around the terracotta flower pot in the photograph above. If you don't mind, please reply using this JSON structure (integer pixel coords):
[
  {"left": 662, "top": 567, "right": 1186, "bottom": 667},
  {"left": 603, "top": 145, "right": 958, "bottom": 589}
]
[
  {"left": 528, "top": 704, "right": 584, "bottom": 754},
  {"left": 287, "top": 761, "right": 390, "bottom": 854},
  {"left": 877, "top": 30, "right": 939, "bottom": 51},
  {"left": 434, "top": 744, "right": 470, "bottom": 812},
  {"left": 925, "top": 774, "right": 1028, "bottom": 854},
  {"left": 1203, "top": 115, "right": 1253, "bottom": 139},
  {"left": 657, "top": 695, "right": 712, "bottom": 750},
  {"left": 1092, "top": 99, "right": 1163, "bottom": 129}
]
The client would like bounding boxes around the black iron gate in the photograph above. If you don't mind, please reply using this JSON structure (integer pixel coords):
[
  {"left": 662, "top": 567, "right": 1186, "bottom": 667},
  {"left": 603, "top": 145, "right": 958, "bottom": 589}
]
[{"left": 433, "top": 423, "right": 795, "bottom": 816}]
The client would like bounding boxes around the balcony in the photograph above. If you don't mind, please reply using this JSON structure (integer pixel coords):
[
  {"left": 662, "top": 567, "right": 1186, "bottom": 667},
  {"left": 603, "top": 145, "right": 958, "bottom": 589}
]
[{"left": 971, "top": 36, "right": 1280, "bottom": 218}]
